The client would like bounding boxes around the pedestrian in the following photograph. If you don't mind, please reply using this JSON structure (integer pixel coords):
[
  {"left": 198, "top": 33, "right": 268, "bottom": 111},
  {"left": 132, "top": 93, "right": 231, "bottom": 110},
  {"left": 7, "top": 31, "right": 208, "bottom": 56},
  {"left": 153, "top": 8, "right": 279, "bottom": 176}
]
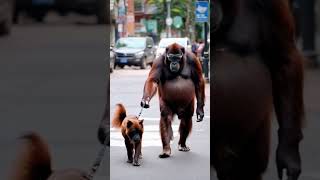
[
  {"left": 196, "top": 40, "right": 205, "bottom": 58},
  {"left": 191, "top": 40, "right": 198, "bottom": 56}
]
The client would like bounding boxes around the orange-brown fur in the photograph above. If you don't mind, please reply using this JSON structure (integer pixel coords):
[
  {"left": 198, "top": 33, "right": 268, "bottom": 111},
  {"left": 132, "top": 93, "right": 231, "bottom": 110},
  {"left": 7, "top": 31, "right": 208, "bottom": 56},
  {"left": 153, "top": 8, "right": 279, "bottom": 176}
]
[
  {"left": 141, "top": 43, "right": 205, "bottom": 158},
  {"left": 10, "top": 132, "right": 88, "bottom": 180},
  {"left": 112, "top": 104, "right": 127, "bottom": 128},
  {"left": 212, "top": 0, "right": 304, "bottom": 179},
  {"left": 112, "top": 104, "right": 144, "bottom": 166}
]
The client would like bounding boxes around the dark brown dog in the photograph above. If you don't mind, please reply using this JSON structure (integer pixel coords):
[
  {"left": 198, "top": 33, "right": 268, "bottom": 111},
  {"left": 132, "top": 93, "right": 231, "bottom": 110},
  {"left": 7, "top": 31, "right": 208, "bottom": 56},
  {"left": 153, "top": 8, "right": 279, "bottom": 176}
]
[
  {"left": 112, "top": 104, "right": 144, "bottom": 166},
  {"left": 10, "top": 132, "right": 97, "bottom": 180}
]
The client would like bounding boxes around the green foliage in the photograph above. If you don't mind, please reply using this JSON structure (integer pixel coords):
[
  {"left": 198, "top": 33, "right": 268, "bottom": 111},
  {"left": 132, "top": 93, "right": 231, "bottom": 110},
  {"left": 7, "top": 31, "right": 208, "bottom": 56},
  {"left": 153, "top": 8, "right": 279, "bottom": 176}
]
[{"left": 147, "top": 0, "right": 197, "bottom": 38}]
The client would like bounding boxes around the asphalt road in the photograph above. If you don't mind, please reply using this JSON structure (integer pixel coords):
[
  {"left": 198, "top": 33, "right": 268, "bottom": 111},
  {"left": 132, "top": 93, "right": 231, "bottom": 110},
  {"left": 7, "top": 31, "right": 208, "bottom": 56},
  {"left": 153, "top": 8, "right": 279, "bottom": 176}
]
[
  {"left": 110, "top": 68, "right": 211, "bottom": 180},
  {"left": 0, "top": 15, "right": 109, "bottom": 179}
]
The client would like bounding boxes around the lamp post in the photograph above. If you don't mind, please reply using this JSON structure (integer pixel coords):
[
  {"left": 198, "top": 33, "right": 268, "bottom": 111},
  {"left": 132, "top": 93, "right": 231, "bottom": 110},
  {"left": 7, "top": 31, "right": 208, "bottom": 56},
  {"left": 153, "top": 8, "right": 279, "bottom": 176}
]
[
  {"left": 203, "top": 0, "right": 209, "bottom": 82},
  {"left": 166, "top": 0, "right": 172, "bottom": 37}
]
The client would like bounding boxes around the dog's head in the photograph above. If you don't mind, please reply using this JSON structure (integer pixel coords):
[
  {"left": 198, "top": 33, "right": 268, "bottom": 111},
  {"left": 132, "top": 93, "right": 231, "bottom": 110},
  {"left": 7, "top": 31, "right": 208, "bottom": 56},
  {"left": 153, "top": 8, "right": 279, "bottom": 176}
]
[
  {"left": 125, "top": 116, "right": 144, "bottom": 144},
  {"left": 112, "top": 104, "right": 144, "bottom": 144}
]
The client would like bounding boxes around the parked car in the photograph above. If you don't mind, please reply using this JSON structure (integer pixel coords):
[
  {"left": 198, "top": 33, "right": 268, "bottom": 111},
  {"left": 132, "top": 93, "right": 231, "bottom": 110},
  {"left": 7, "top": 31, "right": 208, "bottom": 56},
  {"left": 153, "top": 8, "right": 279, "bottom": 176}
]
[
  {"left": 0, "top": 0, "right": 13, "bottom": 36},
  {"left": 113, "top": 37, "right": 155, "bottom": 69},
  {"left": 109, "top": 46, "right": 115, "bottom": 73},
  {"left": 155, "top": 37, "right": 192, "bottom": 58},
  {"left": 14, "top": 0, "right": 107, "bottom": 23}
]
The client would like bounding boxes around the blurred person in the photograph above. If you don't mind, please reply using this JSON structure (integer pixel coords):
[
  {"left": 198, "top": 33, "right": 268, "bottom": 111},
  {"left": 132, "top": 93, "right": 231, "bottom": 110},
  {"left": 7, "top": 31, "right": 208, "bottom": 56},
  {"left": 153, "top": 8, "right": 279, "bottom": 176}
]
[
  {"left": 191, "top": 40, "right": 199, "bottom": 56},
  {"left": 196, "top": 40, "right": 205, "bottom": 58}
]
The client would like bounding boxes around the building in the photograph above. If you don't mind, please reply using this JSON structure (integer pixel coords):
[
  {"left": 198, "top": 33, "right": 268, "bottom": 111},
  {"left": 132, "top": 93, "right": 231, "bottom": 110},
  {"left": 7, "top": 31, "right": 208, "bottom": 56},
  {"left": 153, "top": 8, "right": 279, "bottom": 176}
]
[
  {"left": 133, "top": 0, "right": 158, "bottom": 43},
  {"left": 110, "top": 0, "right": 117, "bottom": 45}
]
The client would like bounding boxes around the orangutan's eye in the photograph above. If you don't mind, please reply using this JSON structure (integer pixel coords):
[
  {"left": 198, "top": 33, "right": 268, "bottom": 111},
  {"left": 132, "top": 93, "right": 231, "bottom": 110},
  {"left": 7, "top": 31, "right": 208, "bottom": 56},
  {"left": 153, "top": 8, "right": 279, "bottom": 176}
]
[{"left": 167, "top": 53, "right": 183, "bottom": 62}]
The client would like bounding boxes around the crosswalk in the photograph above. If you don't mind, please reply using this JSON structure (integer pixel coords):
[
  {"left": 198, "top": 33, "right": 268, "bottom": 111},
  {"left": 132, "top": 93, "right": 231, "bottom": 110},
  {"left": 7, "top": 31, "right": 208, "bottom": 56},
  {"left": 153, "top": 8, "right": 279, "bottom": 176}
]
[
  {"left": 110, "top": 116, "right": 210, "bottom": 147},
  {"left": 111, "top": 123, "right": 179, "bottom": 147}
]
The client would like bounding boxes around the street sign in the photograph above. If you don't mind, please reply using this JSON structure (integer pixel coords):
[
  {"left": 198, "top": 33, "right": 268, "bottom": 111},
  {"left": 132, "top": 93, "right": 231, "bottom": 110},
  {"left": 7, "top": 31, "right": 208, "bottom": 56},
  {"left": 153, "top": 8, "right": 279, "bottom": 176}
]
[
  {"left": 118, "top": 0, "right": 126, "bottom": 16},
  {"left": 195, "top": 1, "right": 209, "bottom": 22},
  {"left": 118, "top": 24, "right": 123, "bottom": 32},
  {"left": 147, "top": 20, "right": 158, "bottom": 33},
  {"left": 173, "top": 16, "right": 183, "bottom": 28},
  {"left": 166, "top": 17, "right": 173, "bottom": 26}
]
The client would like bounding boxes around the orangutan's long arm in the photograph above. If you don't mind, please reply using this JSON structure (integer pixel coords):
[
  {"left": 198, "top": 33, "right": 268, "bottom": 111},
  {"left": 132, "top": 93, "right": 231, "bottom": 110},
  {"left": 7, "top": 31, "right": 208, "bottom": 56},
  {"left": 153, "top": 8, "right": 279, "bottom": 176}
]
[
  {"left": 272, "top": 48, "right": 304, "bottom": 180},
  {"left": 266, "top": 1, "right": 305, "bottom": 179},
  {"left": 141, "top": 58, "right": 162, "bottom": 108},
  {"left": 142, "top": 76, "right": 158, "bottom": 102},
  {"left": 190, "top": 54, "right": 205, "bottom": 121},
  {"left": 193, "top": 56, "right": 205, "bottom": 108}
]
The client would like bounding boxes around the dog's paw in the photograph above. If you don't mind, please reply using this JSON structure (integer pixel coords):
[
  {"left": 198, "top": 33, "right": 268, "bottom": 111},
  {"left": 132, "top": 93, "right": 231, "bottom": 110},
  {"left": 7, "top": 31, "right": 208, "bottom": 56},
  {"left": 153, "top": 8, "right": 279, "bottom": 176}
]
[
  {"left": 178, "top": 144, "right": 190, "bottom": 152},
  {"left": 133, "top": 160, "right": 141, "bottom": 166},
  {"left": 159, "top": 152, "right": 170, "bottom": 158},
  {"left": 127, "top": 159, "right": 133, "bottom": 163},
  {"left": 159, "top": 148, "right": 171, "bottom": 158}
]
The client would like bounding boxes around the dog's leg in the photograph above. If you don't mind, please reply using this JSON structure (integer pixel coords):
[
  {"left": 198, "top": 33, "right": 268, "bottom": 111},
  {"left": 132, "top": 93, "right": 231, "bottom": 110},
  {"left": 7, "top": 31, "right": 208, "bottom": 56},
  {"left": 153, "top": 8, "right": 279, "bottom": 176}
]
[
  {"left": 125, "top": 137, "right": 133, "bottom": 163},
  {"left": 133, "top": 142, "right": 142, "bottom": 166}
]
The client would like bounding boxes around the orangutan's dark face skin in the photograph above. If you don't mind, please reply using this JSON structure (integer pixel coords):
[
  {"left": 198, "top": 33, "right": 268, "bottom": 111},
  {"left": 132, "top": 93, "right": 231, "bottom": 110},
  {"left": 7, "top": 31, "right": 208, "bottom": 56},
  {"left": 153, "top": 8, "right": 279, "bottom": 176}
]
[{"left": 165, "top": 45, "right": 185, "bottom": 73}]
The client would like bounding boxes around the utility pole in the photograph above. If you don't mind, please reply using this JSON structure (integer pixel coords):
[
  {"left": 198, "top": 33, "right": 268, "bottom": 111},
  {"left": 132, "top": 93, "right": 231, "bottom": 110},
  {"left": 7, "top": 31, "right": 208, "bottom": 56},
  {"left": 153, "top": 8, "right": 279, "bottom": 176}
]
[
  {"left": 166, "top": 0, "right": 172, "bottom": 38},
  {"left": 203, "top": 17, "right": 209, "bottom": 82},
  {"left": 195, "top": 0, "right": 210, "bottom": 82}
]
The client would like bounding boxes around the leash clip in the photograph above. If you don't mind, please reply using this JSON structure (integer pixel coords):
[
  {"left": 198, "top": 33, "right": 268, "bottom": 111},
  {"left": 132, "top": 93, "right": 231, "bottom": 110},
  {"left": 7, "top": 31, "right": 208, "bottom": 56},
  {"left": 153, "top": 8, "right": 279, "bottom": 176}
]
[{"left": 137, "top": 107, "right": 144, "bottom": 119}]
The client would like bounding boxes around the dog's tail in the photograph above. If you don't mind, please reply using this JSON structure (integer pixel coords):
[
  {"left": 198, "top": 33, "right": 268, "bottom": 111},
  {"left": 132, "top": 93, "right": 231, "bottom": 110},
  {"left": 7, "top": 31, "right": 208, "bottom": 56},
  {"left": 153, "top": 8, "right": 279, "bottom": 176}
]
[
  {"left": 112, "top": 103, "right": 127, "bottom": 128},
  {"left": 11, "top": 132, "right": 52, "bottom": 180}
]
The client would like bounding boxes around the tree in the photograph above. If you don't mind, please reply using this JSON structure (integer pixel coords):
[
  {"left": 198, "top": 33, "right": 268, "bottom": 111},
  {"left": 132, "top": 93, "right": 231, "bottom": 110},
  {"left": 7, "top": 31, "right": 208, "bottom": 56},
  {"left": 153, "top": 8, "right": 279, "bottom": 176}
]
[{"left": 147, "top": 0, "right": 197, "bottom": 39}]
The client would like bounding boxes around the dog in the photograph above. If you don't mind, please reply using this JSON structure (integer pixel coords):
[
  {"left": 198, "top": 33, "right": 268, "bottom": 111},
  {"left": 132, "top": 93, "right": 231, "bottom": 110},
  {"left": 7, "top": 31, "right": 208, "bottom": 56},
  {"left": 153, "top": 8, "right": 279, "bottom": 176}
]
[
  {"left": 10, "top": 132, "right": 104, "bottom": 180},
  {"left": 112, "top": 103, "right": 144, "bottom": 166}
]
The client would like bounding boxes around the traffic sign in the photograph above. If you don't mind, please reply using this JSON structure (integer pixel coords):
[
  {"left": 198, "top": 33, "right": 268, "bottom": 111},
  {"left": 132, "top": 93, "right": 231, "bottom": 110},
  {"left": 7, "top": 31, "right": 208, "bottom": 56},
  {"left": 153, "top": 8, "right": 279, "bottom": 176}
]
[
  {"left": 147, "top": 20, "right": 158, "bottom": 33},
  {"left": 173, "top": 16, "right": 183, "bottom": 28},
  {"left": 166, "top": 17, "right": 173, "bottom": 26},
  {"left": 195, "top": 1, "right": 209, "bottom": 22}
]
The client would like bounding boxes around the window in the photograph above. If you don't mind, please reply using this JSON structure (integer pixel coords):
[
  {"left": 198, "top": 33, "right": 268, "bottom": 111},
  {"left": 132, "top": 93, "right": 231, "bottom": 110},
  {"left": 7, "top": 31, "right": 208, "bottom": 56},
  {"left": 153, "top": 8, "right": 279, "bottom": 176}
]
[{"left": 134, "top": 0, "right": 144, "bottom": 12}]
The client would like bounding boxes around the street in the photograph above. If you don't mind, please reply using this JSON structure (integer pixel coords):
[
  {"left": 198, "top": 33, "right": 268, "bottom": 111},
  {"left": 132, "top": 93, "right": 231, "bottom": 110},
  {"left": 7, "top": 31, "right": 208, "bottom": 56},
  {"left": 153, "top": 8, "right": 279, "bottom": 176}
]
[
  {"left": 110, "top": 68, "right": 211, "bottom": 180},
  {"left": 0, "top": 14, "right": 109, "bottom": 179}
]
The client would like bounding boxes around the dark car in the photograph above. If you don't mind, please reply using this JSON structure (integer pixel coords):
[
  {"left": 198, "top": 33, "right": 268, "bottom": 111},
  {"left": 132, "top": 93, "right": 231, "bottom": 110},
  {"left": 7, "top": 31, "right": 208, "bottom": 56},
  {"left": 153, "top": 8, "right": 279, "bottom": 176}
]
[
  {"left": 14, "top": 0, "right": 107, "bottom": 23},
  {"left": 113, "top": 37, "right": 155, "bottom": 69},
  {"left": 0, "top": 0, "right": 13, "bottom": 36}
]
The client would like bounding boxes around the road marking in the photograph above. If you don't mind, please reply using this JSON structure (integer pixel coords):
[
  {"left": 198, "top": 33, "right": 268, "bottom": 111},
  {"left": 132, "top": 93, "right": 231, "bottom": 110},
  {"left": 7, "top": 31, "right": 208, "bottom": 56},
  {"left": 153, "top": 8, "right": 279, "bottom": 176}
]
[
  {"left": 138, "top": 116, "right": 211, "bottom": 121},
  {"left": 110, "top": 116, "right": 210, "bottom": 147},
  {"left": 111, "top": 125, "right": 168, "bottom": 132},
  {"left": 111, "top": 125, "right": 179, "bottom": 147}
]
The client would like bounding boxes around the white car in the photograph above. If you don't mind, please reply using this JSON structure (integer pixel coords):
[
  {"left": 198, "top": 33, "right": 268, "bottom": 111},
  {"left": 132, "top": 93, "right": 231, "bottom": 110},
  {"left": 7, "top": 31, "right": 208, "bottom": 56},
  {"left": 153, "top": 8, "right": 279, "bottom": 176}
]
[{"left": 155, "top": 38, "right": 192, "bottom": 58}]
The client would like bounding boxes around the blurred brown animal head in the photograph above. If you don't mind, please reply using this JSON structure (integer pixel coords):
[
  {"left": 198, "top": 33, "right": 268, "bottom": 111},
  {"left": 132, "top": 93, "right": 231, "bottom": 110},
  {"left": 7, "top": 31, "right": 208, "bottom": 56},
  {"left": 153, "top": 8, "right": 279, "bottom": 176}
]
[
  {"left": 10, "top": 132, "right": 89, "bottom": 180},
  {"left": 112, "top": 104, "right": 144, "bottom": 144}
]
